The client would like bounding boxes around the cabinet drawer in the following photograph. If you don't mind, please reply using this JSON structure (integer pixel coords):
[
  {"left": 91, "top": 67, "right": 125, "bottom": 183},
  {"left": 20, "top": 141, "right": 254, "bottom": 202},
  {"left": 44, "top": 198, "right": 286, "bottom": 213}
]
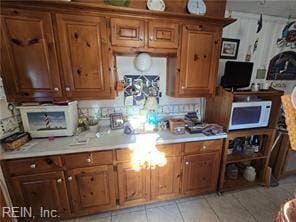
[
  {"left": 148, "top": 21, "right": 179, "bottom": 49},
  {"left": 6, "top": 156, "right": 63, "bottom": 176},
  {"left": 111, "top": 18, "right": 145, "bottom": 47},
  {"left": 116, "top": 149, "right": 132, "bottom": 162},
  {"left": 184, "top": 140, "right": 222, "bottom": 154},
  {"left": 157, "top": 144, "right": 181, "bottom": 156},
  {"left": 63, "top": 151, "right": 113, "bottom": 169}
]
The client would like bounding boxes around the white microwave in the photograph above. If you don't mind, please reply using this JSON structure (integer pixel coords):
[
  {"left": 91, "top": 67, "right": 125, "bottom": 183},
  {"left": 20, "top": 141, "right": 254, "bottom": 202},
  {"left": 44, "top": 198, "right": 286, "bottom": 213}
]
[
  {"left": 18, "top": 101, "right": 78, "bottom": 138},
  {"left": 229, "top": 101, "right": 272, "bottom": 130}
]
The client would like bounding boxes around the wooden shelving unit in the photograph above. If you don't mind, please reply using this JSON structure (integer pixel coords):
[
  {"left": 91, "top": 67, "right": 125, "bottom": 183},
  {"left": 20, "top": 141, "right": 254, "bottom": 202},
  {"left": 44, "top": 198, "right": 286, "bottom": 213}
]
[
  {"left": 226, "top": 152, "right": 266, "bottom": 164},
  {"left": 205, "top": 87, "right": 283, "bottom": 192}
]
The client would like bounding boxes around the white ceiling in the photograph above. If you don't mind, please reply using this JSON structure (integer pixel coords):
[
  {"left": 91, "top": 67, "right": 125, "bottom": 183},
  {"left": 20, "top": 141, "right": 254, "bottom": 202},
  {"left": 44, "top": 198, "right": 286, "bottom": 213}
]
[{"left": 226, "top": 0, "right": 296, "bottom": 19}]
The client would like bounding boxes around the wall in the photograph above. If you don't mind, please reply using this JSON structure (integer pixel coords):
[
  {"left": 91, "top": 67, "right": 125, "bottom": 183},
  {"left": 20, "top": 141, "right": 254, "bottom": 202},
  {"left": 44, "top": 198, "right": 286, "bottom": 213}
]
[
  {"left": 78, "top": 56, "right": 203, "bottom": 119},
  {"left": 0, "top": 77, "right": 19, "bottom": 140},
  {"left": 219, "top": 11, "right": 296, "bottom": 94}
]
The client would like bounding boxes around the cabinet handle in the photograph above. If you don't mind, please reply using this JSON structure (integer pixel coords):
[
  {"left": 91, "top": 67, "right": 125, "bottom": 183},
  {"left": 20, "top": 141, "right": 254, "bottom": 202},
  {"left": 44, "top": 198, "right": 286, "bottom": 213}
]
[
  {"left": 57, "top": 178, "right": 62, "bottom": 183},
  {"left": 181, "top": 86, "right": 185, "bottom": 89},
  {"left": 86, "top": 158, "right": 91, "bottom": 163},
  {"left": 54, "top": 87, "right": 59, "bottom": 91},
  {"left": 185, "top": 161, "right": 189, "bottom": 165},
  {"left": 30, "top": 164, "right": 36, "bottom": 169},
  {"left": 139, "top": 37, "right": 144, "bottom": 41},
  {"left": 68, "top": 176, "right": 73, "bottom": 181},
  {"left": 11, "top": 38, "right": 22, "bottom": 46},
  {"left": 149, "top": 36, "right": 153, "bottom": 41},
  {"left": 65, "top": 87, "right": 70, "bottom": 92}
]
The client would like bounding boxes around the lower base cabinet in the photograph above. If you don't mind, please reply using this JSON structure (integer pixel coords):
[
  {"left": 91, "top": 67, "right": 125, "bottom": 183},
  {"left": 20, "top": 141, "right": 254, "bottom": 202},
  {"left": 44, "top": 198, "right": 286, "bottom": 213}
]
[
  {"left": 151, "top": 156, "right": 181, "bottom": 200},
  {"left": 117, "top": 162, "right": 150, "bottom": 206},
  {"left": 66, "top": 165, "right": 116, "bottom": 215},
  {"left": 10, "top": 171, "right": 70, "bottom": 218},
  {"left": 3, "top": 139, "right": 223, "bottom": 219},
  {"left": 182, "top": 152, "right": 220, "bottom": 195}
]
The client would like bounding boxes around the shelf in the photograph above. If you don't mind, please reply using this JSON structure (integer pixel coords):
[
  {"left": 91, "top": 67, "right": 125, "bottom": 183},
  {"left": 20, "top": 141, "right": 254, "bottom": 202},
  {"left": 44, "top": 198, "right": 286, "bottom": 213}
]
[
  {"left": 227, "top": 128, "right": 275, "bottom": 139},
  {"left": 227, "top": 152, "right": 266, "bottom": 164},
  {"left": 222, "top": 175, "right": 260, "bottom": 192}
]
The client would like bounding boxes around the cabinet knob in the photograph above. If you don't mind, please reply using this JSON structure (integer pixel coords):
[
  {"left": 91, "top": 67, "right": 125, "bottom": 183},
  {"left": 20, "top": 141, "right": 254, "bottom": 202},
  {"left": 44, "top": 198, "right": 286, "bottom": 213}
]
[
  {"left": 185, "top": 161, "right": 189, "bottom": 165},
  {"left": 54, "top": 87, "right": 59, "bottom": 91},
  {"left": 68, "top": 176, "right": 73, "bottom": 181},
  {"left": 181, "top": 86, "right": 185, "bottom": 89},
  {"left": 57, "top": 178, "right": 62, "bottom": 183},
  {"left": 86, "top": 158, "right": 91, "bottom": 163},
  {"left": 139, "top": 37, "right": 144, "bottom": 41},
  {"left": 65, "top": 87, "right": 70, "bottom": 92},
  {"left": 150, "top": 36, "right": 153, "bottom": 41},
  {"left": 202, "top": 145, "right": 207, "bottom": 150},
  {"left": 30, "top": 164, "right": 36, "bottom": 169}
]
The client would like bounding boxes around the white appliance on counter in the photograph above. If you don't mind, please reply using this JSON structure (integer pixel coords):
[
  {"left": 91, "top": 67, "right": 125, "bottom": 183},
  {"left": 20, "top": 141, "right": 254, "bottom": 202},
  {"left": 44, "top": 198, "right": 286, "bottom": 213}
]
[
  {"left": 229, "top": 100, "right": 272, "bottom": 130},
  {"left": 18, "top": 101, "right": 78, "bottom": 138}
]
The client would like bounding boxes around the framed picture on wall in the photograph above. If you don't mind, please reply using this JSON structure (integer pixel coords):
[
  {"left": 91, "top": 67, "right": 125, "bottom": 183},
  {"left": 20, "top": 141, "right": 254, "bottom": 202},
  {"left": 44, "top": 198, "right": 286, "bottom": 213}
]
[{"left": 220, "top": 38, "right": 240, "bottom": 59}]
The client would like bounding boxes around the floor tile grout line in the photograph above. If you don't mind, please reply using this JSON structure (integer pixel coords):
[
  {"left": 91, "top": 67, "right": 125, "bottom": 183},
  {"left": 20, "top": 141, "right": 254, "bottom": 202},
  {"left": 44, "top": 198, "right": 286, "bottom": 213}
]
[
  {"left": 230, "top": 193, "right": 259, "bottom": 222},
  {"left": 175, "top": 201, "right": 185, "bottom": 222},
  {"left": 204, "top": 195, "right": 222, "bottom": 222}
]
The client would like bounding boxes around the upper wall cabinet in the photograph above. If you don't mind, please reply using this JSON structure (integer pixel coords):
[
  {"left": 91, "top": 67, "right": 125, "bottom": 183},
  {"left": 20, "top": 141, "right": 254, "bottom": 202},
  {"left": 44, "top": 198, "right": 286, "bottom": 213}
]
[
  {"left": 111, "top": 18, "right": 179, "bottom": 49},
  {"left": 148, "top": 21, "right": 179, "bottom": 49},
  {"left": 0, "top": 9, "right": 62, "bottom": 101},
  {"left": 111, "top": 18, "right": 145, "bottom": 48},
  {"left": 56, "top": 14, "right": 114, "bottom": 100},
  {"left": 167, "top": 24, "right": 221, "bottom": 97}
]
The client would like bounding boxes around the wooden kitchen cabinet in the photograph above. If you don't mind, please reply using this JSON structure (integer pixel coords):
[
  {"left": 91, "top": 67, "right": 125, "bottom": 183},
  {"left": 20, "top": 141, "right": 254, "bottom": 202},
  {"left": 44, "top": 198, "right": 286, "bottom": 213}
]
[
  {"left": 0, "top": 8, "right": 63, "bottom": 101},
  {"left": 56, "top": 14, "right": 114, "bottom": 99},
  {"left": 167, "top": 24, "right": 221, "bottom": 97},
  {"left": 182, "top": 152, "right": 220, "bottom": 195},
  {"left": 10, "top": 171, "right": 70, "bottom": 217},
  {"left": 151, "top": 156, "right": 181, "bottom": 200},
  {"left": 66, "top": 165, "right": 116, "bottom": 215},
  {"left": 148, "top": 21, "right": 179, "bottom": 49},
  {"left": 117, "top": 162, "right": 150, "bottom": 206},
  {"left": 111, "top": 18, "right": 145, "bottom": 48}
]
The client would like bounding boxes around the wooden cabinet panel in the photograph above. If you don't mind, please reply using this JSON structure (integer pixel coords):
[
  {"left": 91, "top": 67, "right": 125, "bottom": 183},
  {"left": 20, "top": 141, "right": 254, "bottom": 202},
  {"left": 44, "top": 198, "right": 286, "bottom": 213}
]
[
  {"left": 10, "top": 171, "right": 70, "bottom": 217},
  {"left": 157, "top": 143, "right": 182, "bottom": 156},
  {"left": 148, "top": 21, "right": 179, "bottom": 49},
  {"left": 111, "top": 18, "right": 145, "bottom": 47},
  {"left": 6, "top": 156, "right": 62, "bottom": 176},
  {"left": 56, "top": 14, "right": 113, "bottom": 99},
  {"left": 151, "top": 156, "right": 181, "bottom": 200},
  {"left": 184, "top": 140, "right": 223, "bottom": 154},
  {"left": 66, "top": 165, "right": 116, "bottom": 214},
  {"left": 0, "top": 8, "right": 62, "bottom": 101},
  {"left": 63, "top": 151, "right": 113, "bottom": 169},
  {"left": 182, "top": 152, "right": 220, "bottom": 195},
  {"left": 117, "top": 163, "right": 150, "bottom": 206},
  {"left": 178, "top": 25, "right": 220, "bottom": 97}
]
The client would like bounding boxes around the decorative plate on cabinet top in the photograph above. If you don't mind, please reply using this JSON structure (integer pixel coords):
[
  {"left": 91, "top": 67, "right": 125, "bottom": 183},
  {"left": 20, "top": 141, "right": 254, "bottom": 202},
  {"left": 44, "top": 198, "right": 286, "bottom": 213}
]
[
  {"left": 147, "top": 0, "right": 166, "bottom": 11},
  {"left": 187, "top": 0, "right": 207, "bottom": 15}
]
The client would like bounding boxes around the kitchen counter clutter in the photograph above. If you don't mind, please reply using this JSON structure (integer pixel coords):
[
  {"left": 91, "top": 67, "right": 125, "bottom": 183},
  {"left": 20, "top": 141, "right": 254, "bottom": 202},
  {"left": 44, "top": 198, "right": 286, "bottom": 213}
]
[{"left": 0, "top": 130, "right": 226, "bottom": 160}]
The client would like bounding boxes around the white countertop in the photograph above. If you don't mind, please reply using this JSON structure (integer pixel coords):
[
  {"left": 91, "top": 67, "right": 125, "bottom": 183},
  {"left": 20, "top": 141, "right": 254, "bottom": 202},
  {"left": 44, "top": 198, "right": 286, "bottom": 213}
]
[{"left": 0, "top": 130, "right": 227, "bottom": 160}]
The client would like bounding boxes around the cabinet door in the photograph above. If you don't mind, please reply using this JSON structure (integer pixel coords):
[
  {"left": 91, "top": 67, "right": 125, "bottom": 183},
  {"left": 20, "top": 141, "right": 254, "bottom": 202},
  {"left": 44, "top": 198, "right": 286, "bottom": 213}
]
[
  {"left": 182, "top": 152, "right": 220, "bottom": 195},
  {"left": 56, "top": 14, "right": 113, "bottom": 99},
  {"left": 66, "top": 165, "right": 116, "bottom": 214},
  {"left": 1, "top": 8, "right": 62, "bottom": 101},
  {"left": 111, "top": 18, "right": 145, "bottom": 47},
  {"left": 117, "top": 163, "right": 150, "bottom": 206},
  {"left": 10, "top": 171, "right": 70, "bottom": 217},
  {"left": 148, "top": 21, "right": 179, "bottom": 49},
  {"left": 179, "top": 25, "right": 220, "bottom": 97},
  {"left": 151, "top": 156, "right": 181, "bottom": 200}
]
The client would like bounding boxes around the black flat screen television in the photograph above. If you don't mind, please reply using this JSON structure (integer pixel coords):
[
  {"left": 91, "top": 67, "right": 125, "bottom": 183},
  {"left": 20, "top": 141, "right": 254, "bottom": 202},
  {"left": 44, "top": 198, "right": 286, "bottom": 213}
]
[{"left": 221, "top": 61, "right": 254, "bottom": 89}]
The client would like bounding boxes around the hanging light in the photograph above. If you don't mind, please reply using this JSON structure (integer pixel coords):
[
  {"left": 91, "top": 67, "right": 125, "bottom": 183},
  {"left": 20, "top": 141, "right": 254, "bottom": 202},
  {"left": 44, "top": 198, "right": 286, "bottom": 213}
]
[{"left": 134, "top": 53, "right": 152, "bottom": 72}]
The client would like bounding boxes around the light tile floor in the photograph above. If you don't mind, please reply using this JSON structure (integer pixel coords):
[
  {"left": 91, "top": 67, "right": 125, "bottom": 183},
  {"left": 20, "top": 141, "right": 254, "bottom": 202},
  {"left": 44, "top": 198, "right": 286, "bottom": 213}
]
[{"left": 63, "top": 176, "right": 296, "bottom": 222}]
